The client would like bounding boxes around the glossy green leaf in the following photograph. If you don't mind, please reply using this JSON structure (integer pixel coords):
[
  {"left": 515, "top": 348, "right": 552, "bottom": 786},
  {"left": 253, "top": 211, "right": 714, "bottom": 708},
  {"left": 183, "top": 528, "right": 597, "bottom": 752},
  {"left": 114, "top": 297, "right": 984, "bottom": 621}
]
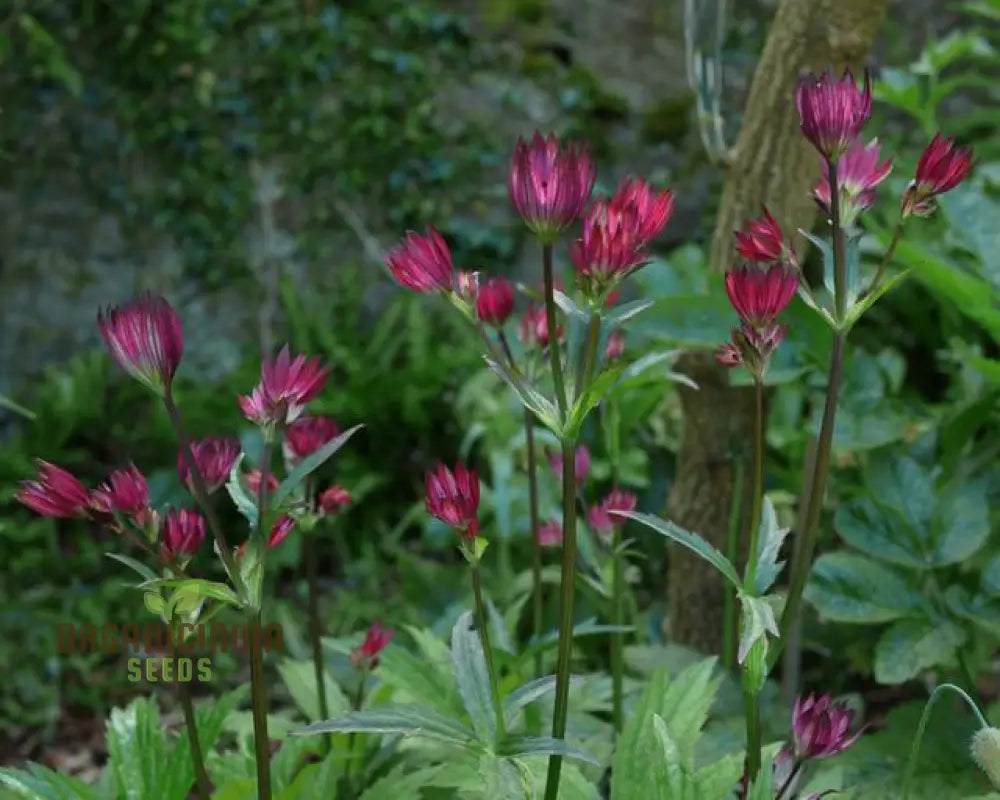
[
  {"left": 805, "top": 552, "right": 926, "bottom": 624},
  {"left": 604, "top": 298, "right": 655, "bottom": 326}
]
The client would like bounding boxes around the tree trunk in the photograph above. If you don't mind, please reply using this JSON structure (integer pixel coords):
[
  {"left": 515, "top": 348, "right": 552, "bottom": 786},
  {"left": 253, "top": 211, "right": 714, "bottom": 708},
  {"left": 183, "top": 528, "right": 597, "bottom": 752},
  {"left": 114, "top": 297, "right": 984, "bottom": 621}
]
[{"left": 667, "top": 0, "right": 889, "bottom": 655}]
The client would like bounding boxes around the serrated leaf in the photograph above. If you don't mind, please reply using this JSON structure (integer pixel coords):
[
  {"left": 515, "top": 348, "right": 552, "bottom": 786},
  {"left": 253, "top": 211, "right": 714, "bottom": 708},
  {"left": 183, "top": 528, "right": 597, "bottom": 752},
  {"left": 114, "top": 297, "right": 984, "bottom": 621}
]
[
  {"left": 835, "top": 499, "right": 930, "bottom": 570},
  {"left": 485, "top": 357, "right": 563, "bottom": 437},
  {"left": 272, "top": 424, "right": 363, "bottom": 507},
  {"left": 805, "top": 552, "right": 926, "bottom": 624},
  {"left": 502, "top": 676, "right": 559, "bottom": 727},
  {"left": 695, "top": 753, "right": 746, "bottom": 800},
  {"left": 564, "top": 364, "right": 626, "bottom": 439},
  {"left": 748, "top": 496, "right": 788, "bottom": 594},
  {"left": 451, "top": 611, "right": 497, "bottom": 743},
  {"left": 277, "top": 658, "right": 350, "bottom": 722},
  {"left": 0, "top": 764, "right": 102, "bottom": 800},
  {"left": 843, "top": 269, "right": 912, "bottom": 330},
  {"left": 294, "top": 707, "right": 477, "bottom": 747},
  {"left": 874, "top": 618, "right": 967, "bottom": 684},
  {"left": 618, "top": 510, "right": 741, "bottom": 589},
  {"left": 499, "top": 735, "right": 600, "bottom": 766},
  {"left": 359, "top": 766, "right": 445, "bottom": 800},
  {"left": 377, "top": 637, "right": 462, "bottom": 717},
  {"left": 737, "top": 594, "right": 778, "bottom": 665},
  {"left": 604, "top": 298, "right": 654, "bottom": 325},
  {"left": 106, "top": 697, "right": 170, "bottom": 800}
]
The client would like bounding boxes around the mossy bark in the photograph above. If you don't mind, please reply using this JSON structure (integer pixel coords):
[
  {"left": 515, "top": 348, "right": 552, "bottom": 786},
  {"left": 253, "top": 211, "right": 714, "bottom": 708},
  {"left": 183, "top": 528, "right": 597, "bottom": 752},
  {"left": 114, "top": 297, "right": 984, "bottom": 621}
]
[{"left": 667, "top": 0, "right": 889, "bottom": 655}]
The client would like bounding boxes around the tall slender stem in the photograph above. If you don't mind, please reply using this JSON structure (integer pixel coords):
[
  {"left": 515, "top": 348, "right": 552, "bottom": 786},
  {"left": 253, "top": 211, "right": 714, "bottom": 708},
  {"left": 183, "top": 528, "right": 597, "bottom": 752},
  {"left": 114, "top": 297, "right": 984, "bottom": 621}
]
[
  {"left": 610, "top": 524, "right": 624, "bottom": 733},
  {"left": 775, "top": 760, "right": 803, "bottom": 800},
  {"left": 772, "top": 331, "right": 846, "bottom": 667},
  {"left": 723, "top": 460, "right": 746, "bottom": 670},
  {"left": 543, "top": 440, "right": 580, "bottom": 800},
  {"left": 745, "top": 379, "right": 765, "bottom": 586},
  {"left": 524, "top": 407, "right": 544, "bottom": 678},
  {"left": 576, "top": 313, "right": 602, "bottom": 400},
  {"left": 163, "top": 389, "right": 243, "bottom": 594},
  {"left": 344, "top": 672, "right": 367, "bottom": 799},
  {"left": 865, "top": 218, "right": 904, "bottom": 296},
  {"left": 542, "top": 243, "right": 568, "bottom": 417},
  {"left": 471, "top": 563, "right": 506, "bottom": 741},
  {"left": 173, "top": 629, "right": 211, "bottom": 800},
  {"left": 305, "top": 527, "right": 329, "bottom": 724},
  {"left": 828, "top": 159, "right": 847, "bottom": 323},
  {"left": 902, "top": 683, "right": 988, "bottom": 800},
  {"left": 248, "top": 612, "right": 272, "bottom": 799},
  {"left": 743, "top": 690, "right": 762, "bottom": 782}
]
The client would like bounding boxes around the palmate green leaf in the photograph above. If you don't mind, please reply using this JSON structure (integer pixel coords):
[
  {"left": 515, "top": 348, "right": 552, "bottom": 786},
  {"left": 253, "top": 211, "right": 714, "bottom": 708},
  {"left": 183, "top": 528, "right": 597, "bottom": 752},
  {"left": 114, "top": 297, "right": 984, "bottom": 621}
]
[
  {"left": 747, "top": 496, "right": 788, "bottom": 594},
  {"left": 294, "top": 706, "right": 477, "bottom": 748},
  {"left": 0, "top": 764, "right": 102, "bottom": 800},
  {"left": 480, "top": 753, "right": 528, "bottom": 800},
  {"left": 485, "top": 356, "right": 563, "bottom": 438},
  {"left": 805, "top": 552, "right": 927, "bottom": 624},
  {"left": 618, "top": 511, "right": 741, "bottom": 589},
  {"left": 944, "top": 585, "right": 1000, "bottom": 638},
  {"left": 451, "top": 611, "right": 497, "bottom": 744},
  {"left": 277, "top": 658, "right": 350, "bottom": 722},
  {"left": 272, "top": 424, "right": 363, "bottom": 507},
  {"left": 874, "top": 618, "right": 968, "bottom": 684},
  {"left": 500, "top": 735, "right": 600, "bottom": 765}
]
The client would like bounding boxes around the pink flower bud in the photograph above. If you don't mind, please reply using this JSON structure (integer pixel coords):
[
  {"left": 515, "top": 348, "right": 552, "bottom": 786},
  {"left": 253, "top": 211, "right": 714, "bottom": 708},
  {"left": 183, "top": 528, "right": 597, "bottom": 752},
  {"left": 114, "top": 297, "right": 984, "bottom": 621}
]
[
  {"left": 902, "top": 133, "right": 973, "bottom": 217},
  {"left": 92, "top": 464, "right": 151, "bottom": 524},
  {"left": 319, "top": 484, "right": 351, "bottom": 515},
  {"left": 16, "top": 461, "right": 91, "bottom": 518},
  {"left": 795, "top": 69, "right": 873, "bottom": 161},
  {"left": 350, "top": 622, "right": 395, "bottom": 670},
  {"left": 178, "top": 437, "right": 240, "bottom": 494},
  {"left": 425, "top": 462, "right": 480, "bottom": 538},
  {"left": 239, "top": 345, "right": 327, "bottom": 428},
  {"left": 537, "top": 519, "right": 563, "bottom": 548},
  {"left": 476, "top": 277, "right": 515, "bottom": 327},
  {"left": 386, "top": 227, "right": 455, "bottom": 292},
  {"left": 162, "top": 509, "right": 206, "bottom": 559},
  {"left": 97, "top": 293, "right": 183, "bottom": 397}
]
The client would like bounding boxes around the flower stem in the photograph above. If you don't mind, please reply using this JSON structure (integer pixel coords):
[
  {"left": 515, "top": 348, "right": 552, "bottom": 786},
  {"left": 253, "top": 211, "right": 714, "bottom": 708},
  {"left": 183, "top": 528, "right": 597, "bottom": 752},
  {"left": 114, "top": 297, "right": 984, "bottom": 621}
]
[
  {"left": 865, "top": 217, "right": 904, "bottom": 296},
  {"left": 775, "top": 759, "right": 803, "bottom": 800},
  {"left": 173, "top": 629, "right": 211, "bottom": 800},
  {"left": 902, "top": 683, "right": 988, "bottom": 800},
  {"left": 743, "top": 690, "right": 762, "bottom": 783},
  {"left": 542, "top": 243, "right": 568, "bottom": 417},
  {"left": 745, "top": 379, "right": 764, "bottom": 587},
  {"left": 772, "top": 331, "right": 846, "bottom": 667},
  {"left": 543, "top": 440, "right": 580, "bottom": 800},
  {"left": 524, "top": 406, "right": 544, "bottom": 679},
  {"left": 471, "top": 563, "right": 506, "bottom": 742},
  {"left": 304, "top": 529, "right": 329, "bottom": 739},
  {"left": 163, "top": 389, "right": 243, "bottom": 595},
  {"left": 248, "top": 612, "right": 273, "bottom": 799},
  {"left": 828, "top": 158, "right": 847, "bottom": 323},
  {"left": 344, "top": 671, "right": 367, "bottom": 799},
  {"left": 723, "top": 459, "right": 746, "bottom": 670},
  {"left": 611, "top": 523, "right": 624, "bottom": 733},
  {"left": 575, "top": 313, "right": 602, "bottom": 400}
]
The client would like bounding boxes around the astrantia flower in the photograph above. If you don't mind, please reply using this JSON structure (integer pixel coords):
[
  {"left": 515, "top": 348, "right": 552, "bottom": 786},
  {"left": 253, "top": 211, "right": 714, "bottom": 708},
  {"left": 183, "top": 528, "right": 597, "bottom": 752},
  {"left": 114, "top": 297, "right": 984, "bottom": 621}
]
[
  {"left": 605, "top": 329, "right": 625, "bottom": 361},
  {"left": 902, "top": 133, "right": 973, "bottom": 217},
  {"left": 724, "top": 264, "right": 799, "bottom": 328},
  {"left": 385, "top": 227, "right": 455, "bottom": 293},
  {"left": 476, "top": 276, "right": 515, "bottom": 327},
  {"left": 267, "top": 515, "right": 296, "bottom": 548},
  {"left": 246, "top": 469, "right": 280, "bottom": 498},
  {"left": 608, "top": 177, "right": 674, "bottom": 244},
  {"left": 351, "top": 622, "right": 395, "bottom": 670},
  {"left": 283, "top": 415, "right": 340, "bottom": 464},
  {"left": 239, "top": 346, "right": 327, "bottom": 428},
  {"left": 518, "top": 305, "right": 562, "bottom": 349},
  {"left": 16, "top": 461, "right": 92, "bottom": 518},
  {"left": 178, "top": 437, "right": 240, "bottom": 494},
  {"left": 548, "top": 445, "right": 590, "bottom": 484},
  {"left": 537, "top": 519, "right": 563, "bottom": 548},
  {"left": 508, "top": 132, "right": 596, "bottom": 242},
  {"left": 792, "top": 694, "right": 864, "bottom": 761},
  {"left": 92, "top": 465, "right": 150, "bottom": 524},
  {"left": 588, "top": 488, "right": 638, "bottom": 538},
  {"left": 162, "top": 509, "right": 206, "bottom": 560},
  {"left": 813, "top": 137, "right": 892, "bottom": 226},
  {"left": 97, "top": 293, "right": 183, "bottom": 397},
  {"left": 569, "top": 199, "right": 647, "bottom": 298},
  {"left": 795, "top": 69, "right": 872, "bottom": 161},
  {"left": 319, "top": 484, "right": 351, "bottom": 515},
  {"left": 733, "top": 207, "right": 789, "bottom": 264},
  {"left": 425, "top": 462, "right": 480, "bottom": 538}
]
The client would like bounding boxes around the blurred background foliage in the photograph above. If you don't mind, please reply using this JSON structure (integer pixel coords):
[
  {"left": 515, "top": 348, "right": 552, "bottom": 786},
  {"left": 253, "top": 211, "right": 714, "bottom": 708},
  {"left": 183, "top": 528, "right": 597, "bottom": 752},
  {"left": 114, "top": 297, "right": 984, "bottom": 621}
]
[{"left": 0, "top": 0, "right": 998, "bottom": 782}]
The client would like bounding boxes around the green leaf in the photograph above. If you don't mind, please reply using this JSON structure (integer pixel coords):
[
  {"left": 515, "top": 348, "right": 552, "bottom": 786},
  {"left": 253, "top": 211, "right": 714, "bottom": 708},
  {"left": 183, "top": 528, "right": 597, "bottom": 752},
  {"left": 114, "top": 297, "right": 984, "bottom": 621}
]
[
  {"left": 843, "top": 269, "right": 912, "bottom": 330},
  {"left": 0, "top": 764, "right": 101, "bottom": 799},
  {"left": 485, "top": 357, "right": 563, "bottom": 437},
  {"left": 478, "top": 753, "right": 526, "bottom": 799},
  {"left": 565, "top": 364, "right": 626, "bottom": 439},
  {"left": 610, "top": 350, "right": 698, "bottom": 394},
  {"left": 748, "top": 496, "right": 788, "bottom": 594},
  {"left": 294, "top": 707, "right": 477, "bottom": 747},
  {"left": 106, "top": 697, "right": 170, "bottom": 800},
  {"left": 143, "top": 591, "right": 166, "bottom": 618},
  {"left": 378, "top": 636, "right": 462, "bottom": 717},
  {"left": 632, "top": 294, "right": 732, "bottom": 347},
  {"left": 867, "top": 455, "right": 935, "bottom": 533},
  {"left": 874, "top": 618, "right": 968, "bottom": 684},
  {"left": 806, "top": 552, "right": 927, "bottom": 624},
  {"left": 737, "top": 593, "right": 778, "bottom": 665},
  {"left": 238, "top": 538, "right": 264, "bottom": 612},
  {"left": 106, "top": 553, "right": 159, "bottom": 585},
  {"left": 618, "top": 510, "right": 741, "bottom": 589},
  {"left": 277, "top": 658, "right": 351, "bottom": 722},
  {"left": 835, "top": 499, "right": 930, "bottom": 570},
  {"left": 154, "top": 579, "right": 241, "bottom": 609},
  {"left": 934, "top": 480, "right": 990, "bottom": 565},
  {"left": 359, "top": 766, "right": 446, "bottom": 800},
  {"left": 695, "top": 753, "right": 747, "bottom": 800},
  {"left": 746, "top": 753, "right": 775, "bottom": 800},
  {"left": 982, "top": 556, "right": 1000, "bottom": 598},
  {"left": 499, "top": 735, "right": 600, "bottom": 766},
  {"left": 0, "top": 390, "right": 36, "bottom": 419},
  {"left": 553, "top": 289, "right": 588, "bottom": 321},
  {"left": 604, "top": 298, "right": 654, "bottom": 326},
  {"left": 451, "top": 611, "right": 497, "bottom": 743},
  {"left": 272, "top": 424, "right": 363, "bottom": 507},
  {"left": 502, "top": 675, "right": 559, "bottom": 726},
  {"left": 225, "top": 453, "right": 258, "bottom": 530}
]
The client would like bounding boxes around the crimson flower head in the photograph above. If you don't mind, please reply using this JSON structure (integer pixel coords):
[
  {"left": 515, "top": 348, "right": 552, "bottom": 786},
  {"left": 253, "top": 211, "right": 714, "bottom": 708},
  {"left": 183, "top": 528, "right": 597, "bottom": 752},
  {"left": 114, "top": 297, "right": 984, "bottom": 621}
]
[
  {"left": 792, "top": 694, "right": 864, "bottom": 761},
  {"left": 537, "top": 519, "right": 563, "bottom": 548},
  {"left": 570, "top": 199, "right": 647, "bottom": 298},
  {"left": 267, "top": 515, "right": 296, "bottom": 548},
  {"left": 476, "top": 276, "right": 515, "bottom": 327},
  {"left": 725, "top": 264, "right": 799, "bottom": 329},
  {"left": 716, "top": 323, "right": 787, "bottom": 379},
  {"left": 734, "top": 207, "right": 789, "bottom": 264},
  {"left": 162, "top": 509, "right": 206, "bottom": 560},
  {"left": 246, "top": 469, "right": 280, "bottom": 498},
  {"left": 283, "top": 415, "right": 340, "bottom": 464},
  {"left": 795, "top": 69, "right": 873, "bottom": 161},
  {"left": 239, "top": 346, "right": 327, "bottom": 429},
  {"left": 178, "top": 437, "right": 240, "bottom": 494},
  {"left": 425, "top": 462, "right": 480, "bottom": 538},
  {"left": 97, "top": 293, "right": 183, "bottom": 397},
  {"left": 92, "top": 465, "right": 150, "bottom": 524},
  {"left": 508, "top": 132, "right": 596, "bottom": 242},
  {"left": 319, "top": 484, "right": 352, "bottom": 515},
  {"left": 518, "top": 305, "right": 562, "bottom": 349},
  {"left": 386, "top": 227, "right": 455, "bottom": 293},
  {"left": 548, "top": 445, "right": 590, "bottom": 484},
  {"left": 608, "top": 177, "right": 674, "bottom": 244},
  {"left": 902, "top": 133, "right": 973, "bottom": 217},
  {"left": 588, "top": 488, "right": 638, "bottom": 539},
  {"left": 813, "top": 138, "right": 892, "bottom": 226},
  {"left": 351, "top": 622, "right": 395, "bottom": 670},
  {"left": 16, "top": 461, "right": 91, "bottom": 518},
  {"left": 605, "top": 329, "right": 625, "bottom": 361}
]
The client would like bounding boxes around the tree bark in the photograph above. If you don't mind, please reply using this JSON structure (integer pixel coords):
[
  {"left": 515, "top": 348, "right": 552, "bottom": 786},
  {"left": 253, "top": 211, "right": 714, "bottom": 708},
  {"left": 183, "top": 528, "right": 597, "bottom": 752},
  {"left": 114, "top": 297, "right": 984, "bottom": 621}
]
[{"left": 667, "top": 0, "right": 889, "bottom": 655}]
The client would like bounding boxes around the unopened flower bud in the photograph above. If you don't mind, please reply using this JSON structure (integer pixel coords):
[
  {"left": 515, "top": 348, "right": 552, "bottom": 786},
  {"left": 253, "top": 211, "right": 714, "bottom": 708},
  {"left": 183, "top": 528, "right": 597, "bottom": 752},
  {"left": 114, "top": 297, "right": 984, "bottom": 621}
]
[{"left": 971, "top": 727, "right": 1000, "bottom": 789}]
